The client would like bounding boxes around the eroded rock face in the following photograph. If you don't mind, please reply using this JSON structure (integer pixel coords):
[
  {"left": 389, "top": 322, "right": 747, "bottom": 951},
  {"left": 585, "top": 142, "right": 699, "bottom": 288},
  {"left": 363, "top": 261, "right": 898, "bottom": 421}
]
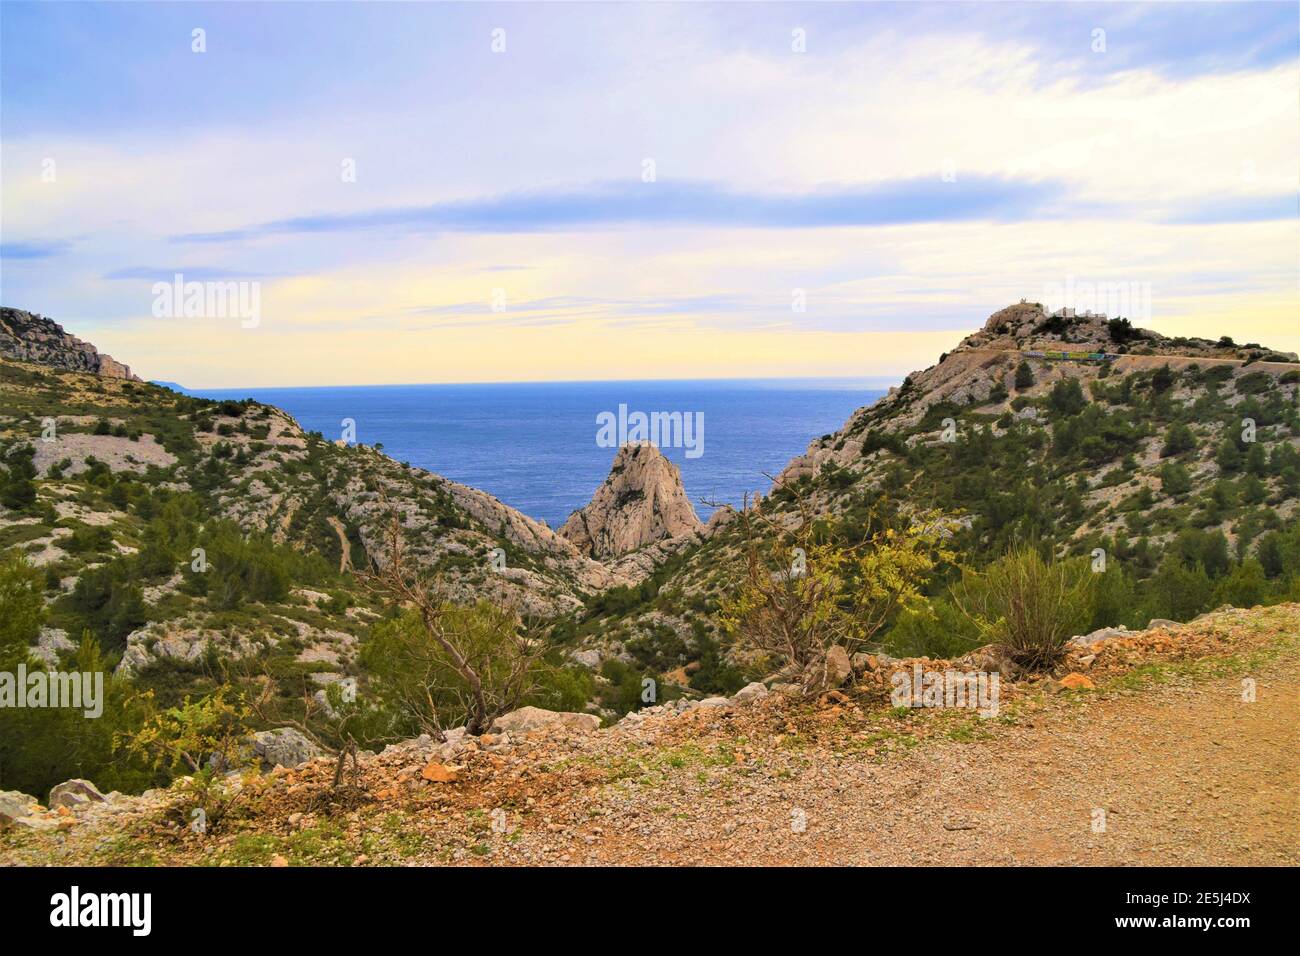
[
  {"left": 0, "top": 308, "right": 138, "bottom": 380},
  {"left": 559, "top": 444, "right": 702, "bottom": 559}
]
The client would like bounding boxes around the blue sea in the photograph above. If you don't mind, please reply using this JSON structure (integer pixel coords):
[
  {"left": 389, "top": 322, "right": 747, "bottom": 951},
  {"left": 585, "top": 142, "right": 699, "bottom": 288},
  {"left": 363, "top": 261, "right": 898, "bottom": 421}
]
[{"left": 187, "top": 379, "right": 890, "bottom": 528}]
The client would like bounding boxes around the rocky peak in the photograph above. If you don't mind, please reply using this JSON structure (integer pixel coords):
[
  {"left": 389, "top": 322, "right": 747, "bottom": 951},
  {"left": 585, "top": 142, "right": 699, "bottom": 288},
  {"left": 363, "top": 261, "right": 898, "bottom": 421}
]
[
  {"left": 559, "top": 443, "right": 702, "bottom": 559},
  {"left": 0, "top": 307, "right": 138, "bottom": 380},
  {"left": 955, "top": 300, "right": 1295, "bottom": 363}
]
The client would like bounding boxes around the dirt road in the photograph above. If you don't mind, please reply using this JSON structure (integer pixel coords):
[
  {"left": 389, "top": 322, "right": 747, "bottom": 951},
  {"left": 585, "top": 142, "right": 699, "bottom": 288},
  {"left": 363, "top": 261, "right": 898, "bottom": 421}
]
[{"left": 495, "top": 639, "right": 1298, "bottom": 866}]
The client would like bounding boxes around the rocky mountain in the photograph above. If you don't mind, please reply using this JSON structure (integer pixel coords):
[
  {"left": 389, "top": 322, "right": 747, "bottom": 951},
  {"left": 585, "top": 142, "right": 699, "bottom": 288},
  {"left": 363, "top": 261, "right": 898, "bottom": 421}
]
[
  {"left": 559, "top": 443, "right": 703, "bottom": 559},
  {"left": 776, "top": 300, "right": 1300, "bottom": 536},
  {"left": 0, "top": 307, "right": 138, "bottom": 380}
]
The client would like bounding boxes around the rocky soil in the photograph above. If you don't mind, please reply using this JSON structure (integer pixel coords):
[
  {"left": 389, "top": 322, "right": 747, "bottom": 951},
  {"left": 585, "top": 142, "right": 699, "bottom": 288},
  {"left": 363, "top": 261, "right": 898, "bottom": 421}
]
[{"left": 4, "top": 603, "right": 1294, "bottom": 867}]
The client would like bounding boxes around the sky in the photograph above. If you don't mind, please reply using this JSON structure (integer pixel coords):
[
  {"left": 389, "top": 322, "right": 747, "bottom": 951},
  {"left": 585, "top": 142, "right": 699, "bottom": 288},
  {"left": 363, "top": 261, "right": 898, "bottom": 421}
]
[{"left": 1, "top": 0, "right": 1297, "bottom": 387}]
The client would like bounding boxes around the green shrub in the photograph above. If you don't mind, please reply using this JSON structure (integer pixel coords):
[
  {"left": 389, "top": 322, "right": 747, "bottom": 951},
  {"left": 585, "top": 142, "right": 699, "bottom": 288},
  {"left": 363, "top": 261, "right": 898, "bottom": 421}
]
[
  {"left": 1160, "top": 423, "right": 1197, "bottom": 457},
  {"left": 952, "top": 548, "right": 1094, "bottom": 668},
  {"left": 883, "top": 597, "right": 982, "bottom": 658},
  {"left": 1014, "top": 360, "right": 1035, "bottom": 390}
]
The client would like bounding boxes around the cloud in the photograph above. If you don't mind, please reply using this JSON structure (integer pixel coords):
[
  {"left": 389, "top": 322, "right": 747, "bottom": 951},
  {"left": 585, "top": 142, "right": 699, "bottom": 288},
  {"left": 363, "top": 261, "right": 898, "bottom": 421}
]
[
  {"left": 1, "top": 239, "right": 71, "bottom": 259},
  {"left": 171, "top": 176, "right": 1069, "bottom": 243},
  {"left": 102, "top": 266, "right": 280, "bottom": 281},
  {"left": 1161, "top": 193, "right": 1299, "bottom": 224}
]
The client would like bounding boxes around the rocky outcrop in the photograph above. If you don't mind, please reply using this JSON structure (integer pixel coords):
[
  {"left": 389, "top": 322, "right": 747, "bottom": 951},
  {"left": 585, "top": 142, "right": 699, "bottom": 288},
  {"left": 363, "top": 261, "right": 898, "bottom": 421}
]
[
  {"left": 48, "top": 779, "right": 107, "bottom": 810},
  {"left": 251, "top": 728, "right": 322, "bottom": 769},
  {"left": 489, "top": 706, "right": 601, "bottom": 735},
  {"left": 0, "top": 307, "right": 139, "bottom": 379},
  {"left": 559, "top": 443, "right": 703, "bottom": 559},
  {"left": 799, "top": 645, "right": 853, "bottom": 695}
]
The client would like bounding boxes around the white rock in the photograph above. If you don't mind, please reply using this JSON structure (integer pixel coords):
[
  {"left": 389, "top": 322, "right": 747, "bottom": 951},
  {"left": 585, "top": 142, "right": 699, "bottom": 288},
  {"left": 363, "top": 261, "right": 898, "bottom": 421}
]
[
  {"left": 489, "top": 706, "right": 601, "bottom": 735},
  {"left": 731, "top": 682, "right": 770, "bottom": 704}
]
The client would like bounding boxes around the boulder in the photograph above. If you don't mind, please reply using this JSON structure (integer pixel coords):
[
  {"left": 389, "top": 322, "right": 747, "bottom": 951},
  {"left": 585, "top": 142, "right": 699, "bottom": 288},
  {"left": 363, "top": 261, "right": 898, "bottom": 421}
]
[
  {"left": 801, "top": 645, "right": 853, "bottom": 694},
  {"left": 251, "top": 728, "right": 323, "bottom": 770},
  {"left": 731, "top": 682, "right": 770, "bottom": 704},
  {"left": 958, "top": 644, "right": 1023, "bottom": 679},
  {"left": 570, "top": 648, "right": 603, "bottom": 669},
  {"left": 48, "top": 779, "right": 107, "bottom": 810},
  {"left": 1057, "top": 673, "right": 1096, "bottom": 691},
  {"left": 0, "top": 790, "right": 40, "bottom": 825},
  {"left": 697, "top": 696, "right": 730, "bottom": 708},
  {"left": 420, "top": 762, "right": 459, "bottom": 783},
  {"left": 1069, "top": 626, "right": 1129, "bottom": 648},
  {"left": 12, "top": 816, "right": 60, "bottom": 832},
  {"left": 488, "top": 706, "right": 601, "bottom": 736}
]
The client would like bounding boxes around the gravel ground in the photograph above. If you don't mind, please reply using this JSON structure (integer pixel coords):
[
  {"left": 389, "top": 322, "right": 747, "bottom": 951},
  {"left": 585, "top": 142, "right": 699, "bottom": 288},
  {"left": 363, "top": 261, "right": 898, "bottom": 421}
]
[{"left": 488, "top": 655, "right": 1296, "bottom": 866}]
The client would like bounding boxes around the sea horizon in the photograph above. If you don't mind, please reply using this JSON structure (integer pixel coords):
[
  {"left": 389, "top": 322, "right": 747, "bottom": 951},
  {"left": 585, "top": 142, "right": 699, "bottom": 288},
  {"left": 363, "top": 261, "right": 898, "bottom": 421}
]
[
  {"left": 167, "top": 373, "right": 903, "bottom": 392},
  {"left": 188, "top": 377, "right": 894, "bottom": 527}
]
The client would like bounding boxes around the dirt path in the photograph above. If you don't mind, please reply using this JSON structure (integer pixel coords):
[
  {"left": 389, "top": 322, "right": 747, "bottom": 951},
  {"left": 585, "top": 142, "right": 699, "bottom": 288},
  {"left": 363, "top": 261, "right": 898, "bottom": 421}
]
[
  {"left": 494, "top": 645, "right": 1298, "bottom": 866},
  {"left": 327, "top": 516, "right": 352, "bottom": 573},
  {"left": 966, "top": 346, "right": 1298, "bottom": 372}
]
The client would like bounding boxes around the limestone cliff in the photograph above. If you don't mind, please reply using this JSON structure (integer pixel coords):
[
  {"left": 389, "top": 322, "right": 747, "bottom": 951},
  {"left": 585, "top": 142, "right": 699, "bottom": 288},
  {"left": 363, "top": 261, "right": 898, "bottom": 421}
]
[
  {"left": 559, "top": 443, "right": 703, "bottom": 559},
  {"left": 0, "top": 307, "right": 138, "bottom": 380}
]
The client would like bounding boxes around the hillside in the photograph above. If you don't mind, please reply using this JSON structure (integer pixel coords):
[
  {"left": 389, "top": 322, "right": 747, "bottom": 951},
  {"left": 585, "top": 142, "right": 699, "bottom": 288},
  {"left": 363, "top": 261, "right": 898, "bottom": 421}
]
[{"left": 0, "top": 338, "right": 666, "bottom": 789}]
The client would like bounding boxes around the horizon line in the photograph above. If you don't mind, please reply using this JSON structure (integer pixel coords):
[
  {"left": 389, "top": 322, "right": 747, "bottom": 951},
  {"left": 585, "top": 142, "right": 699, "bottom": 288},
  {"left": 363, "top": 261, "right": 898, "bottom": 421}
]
[{"left": 172, "top": 372, "right": 907, "bottom": 393}]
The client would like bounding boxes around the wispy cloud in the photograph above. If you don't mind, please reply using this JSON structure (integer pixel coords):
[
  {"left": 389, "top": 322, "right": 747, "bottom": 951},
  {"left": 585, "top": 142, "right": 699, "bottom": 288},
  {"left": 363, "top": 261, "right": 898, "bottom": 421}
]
[
  {"left": 172, "top": 177, "right": 1068, "bottom": 243},
  {"left": 1, "top": 239, "right": 71, "bottom": 259},
  {"left": 102, "top": 266, "right": 280, "bottom": 281},
  {"left": 1161, "top": 193, "right": 1299, "bottom": 224}
]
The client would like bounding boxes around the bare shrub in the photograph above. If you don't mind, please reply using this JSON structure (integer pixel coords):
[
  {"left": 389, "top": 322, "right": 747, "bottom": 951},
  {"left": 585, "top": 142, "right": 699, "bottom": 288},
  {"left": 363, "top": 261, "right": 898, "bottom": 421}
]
[{"left": 359, "top": 505, "right": 545, "bottom": 735}]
